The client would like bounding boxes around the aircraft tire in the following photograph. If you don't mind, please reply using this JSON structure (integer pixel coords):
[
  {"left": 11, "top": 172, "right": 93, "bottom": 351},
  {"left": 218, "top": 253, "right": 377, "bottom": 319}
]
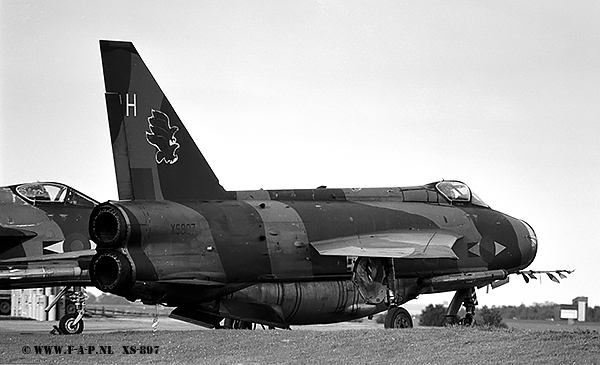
[
  {"left": 458, "top": 316, "right": 475, "bottom": 326},
  {"left": 59, "top": 313, "right": 84, "bottom": 335},
  {"left": 384, "top": 306, "right": 413, "bottom": 329}
]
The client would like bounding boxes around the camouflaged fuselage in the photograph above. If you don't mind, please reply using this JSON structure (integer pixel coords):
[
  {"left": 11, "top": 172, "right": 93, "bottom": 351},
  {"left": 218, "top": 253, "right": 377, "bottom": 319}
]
[{"left": 89, "top": 183, "right": 536, "bottom": 324}]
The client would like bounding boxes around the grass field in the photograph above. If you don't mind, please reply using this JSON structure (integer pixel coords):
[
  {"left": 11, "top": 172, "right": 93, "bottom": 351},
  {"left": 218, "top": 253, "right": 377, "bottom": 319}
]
[{"left": 1, "top": 324, "right": 598, "bottom": 365}]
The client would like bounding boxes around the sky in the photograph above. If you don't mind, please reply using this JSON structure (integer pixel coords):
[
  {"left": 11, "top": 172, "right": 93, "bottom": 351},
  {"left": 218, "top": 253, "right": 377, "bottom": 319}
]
[{"left": 1, "top": 1, "right": 599, "bottom": 307}]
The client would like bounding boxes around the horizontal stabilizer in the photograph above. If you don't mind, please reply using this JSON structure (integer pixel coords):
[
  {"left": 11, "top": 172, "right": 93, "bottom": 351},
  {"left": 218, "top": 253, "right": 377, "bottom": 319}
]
[{"left": 311, "top": 229, "right": 461, "bottom": 259}]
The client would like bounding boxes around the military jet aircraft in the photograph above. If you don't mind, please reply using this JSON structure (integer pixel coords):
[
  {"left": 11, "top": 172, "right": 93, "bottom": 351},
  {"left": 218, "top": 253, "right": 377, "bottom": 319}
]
[
  {"left": 89, "top": 40, "right": 569, "bottom": 329},
  {"left": 0, "top": 182, "right": 96, "bottom": 333}
]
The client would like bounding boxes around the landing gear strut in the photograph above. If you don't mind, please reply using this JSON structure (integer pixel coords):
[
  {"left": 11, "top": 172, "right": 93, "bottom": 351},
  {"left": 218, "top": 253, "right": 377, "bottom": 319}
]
[
  {"left": 350, "top": 257, "right": 415, "bottom": 328},
  {"left": 47, "top": 286, "right": 87, "bottom": 335},
  {"left": 444, "top": 287, "right": 478, "bottom": 326},
  {"left": 378, "top": 258, "right": 414, "bottom": 329}
]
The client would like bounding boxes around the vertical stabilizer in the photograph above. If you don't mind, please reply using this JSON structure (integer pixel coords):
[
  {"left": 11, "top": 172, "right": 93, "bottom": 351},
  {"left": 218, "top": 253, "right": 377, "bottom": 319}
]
[{"left": 99, "top": 40, "right": 231, "bottom": 201}]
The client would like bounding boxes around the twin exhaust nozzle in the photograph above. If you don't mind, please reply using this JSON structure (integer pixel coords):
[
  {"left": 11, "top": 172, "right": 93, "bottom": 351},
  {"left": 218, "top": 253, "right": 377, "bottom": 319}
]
[
  {"left": 88, "top": 203, "right": 133, "bottom": 294},
  {"left": 89, "top": 203, "right": 128, "bottom": 248}
]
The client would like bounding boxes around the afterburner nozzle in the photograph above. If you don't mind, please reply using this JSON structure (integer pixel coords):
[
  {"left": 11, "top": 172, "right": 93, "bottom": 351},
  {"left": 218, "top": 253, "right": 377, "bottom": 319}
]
[
  {"left": 89, "top": 251, "right": 133, "bottom": 294},
  {"left": 89, "top": 203, "right": 129, "bottom": 248}
]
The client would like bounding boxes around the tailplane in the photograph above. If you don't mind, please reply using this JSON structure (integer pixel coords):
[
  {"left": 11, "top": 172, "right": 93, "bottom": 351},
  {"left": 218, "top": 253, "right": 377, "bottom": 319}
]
[{"left": 100, "top": 40, "right": 232, "bottom": 201}]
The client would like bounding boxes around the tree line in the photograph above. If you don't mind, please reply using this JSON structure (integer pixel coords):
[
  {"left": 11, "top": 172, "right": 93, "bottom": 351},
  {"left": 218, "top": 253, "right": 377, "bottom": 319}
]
[
  {"left": 419, "top": 302, "right": 600, "bottom": 327},
  {"left": 496, "top": 303, "right": 600, "bottom": 322}
]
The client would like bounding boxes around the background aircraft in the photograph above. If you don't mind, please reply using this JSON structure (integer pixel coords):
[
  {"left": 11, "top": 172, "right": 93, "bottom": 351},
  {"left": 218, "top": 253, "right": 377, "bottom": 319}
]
[
  {"left": 0, "top": 182, "right": 96, "bottom": 334},
  {"left": 89, "top": 40, "right": 569, "bottom": 329}
]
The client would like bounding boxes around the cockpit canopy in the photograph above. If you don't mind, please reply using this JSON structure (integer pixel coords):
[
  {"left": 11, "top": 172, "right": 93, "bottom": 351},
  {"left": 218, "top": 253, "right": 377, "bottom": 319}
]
[
  {"left": 15, "top": 182, "right": 97, "bottom": 207},
  {"left": 435, "top": 181, "right": 489, "bottom": 208}
]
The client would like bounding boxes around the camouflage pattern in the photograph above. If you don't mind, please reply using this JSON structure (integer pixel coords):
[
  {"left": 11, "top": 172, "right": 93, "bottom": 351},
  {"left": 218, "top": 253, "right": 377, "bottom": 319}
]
[
  {"left": 0, "top": 182, "right": 96, "bottom": 288},
  {"left": 90, "top": 41, "right": 538, "bottom": 328}
]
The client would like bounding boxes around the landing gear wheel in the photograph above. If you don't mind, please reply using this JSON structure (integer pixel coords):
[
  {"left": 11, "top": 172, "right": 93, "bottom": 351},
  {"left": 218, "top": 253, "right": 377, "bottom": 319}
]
[
  {"left": 384, "top": 306, "right": 413, "bottom": 329},
  {"left": 59, "top": 313, "right": 84, "bottom": 335},
  {"left": 459, "top": 314, "right": 475, "bottom": 326}
]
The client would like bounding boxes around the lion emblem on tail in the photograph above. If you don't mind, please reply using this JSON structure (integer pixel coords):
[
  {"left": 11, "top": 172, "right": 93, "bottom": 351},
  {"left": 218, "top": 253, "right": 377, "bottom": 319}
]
[{"left": 146, "top": 110, "right": 180, "bottom": 164}]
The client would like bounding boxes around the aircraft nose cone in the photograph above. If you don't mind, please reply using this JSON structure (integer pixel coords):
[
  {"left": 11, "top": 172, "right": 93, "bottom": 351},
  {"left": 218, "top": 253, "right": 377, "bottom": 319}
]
[{"left": 518, "top": 219, "right": 538, "bottom": 269}]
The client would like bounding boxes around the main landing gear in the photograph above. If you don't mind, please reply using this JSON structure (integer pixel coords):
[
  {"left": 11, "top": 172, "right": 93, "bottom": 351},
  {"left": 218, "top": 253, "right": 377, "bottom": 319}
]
[
  {"left": 444, "top": 287, "right": 478, "bottom": 326},
  {"left": 221, "top": 318, "right": 255, "bottom": 330},
  {"left": 48, "top": 286, "right": 87, "bottom": 335},
  {"left": 352, "top": 257, "right": 415, "bottom": 329},
  {"left": 219, "top": 318, "right": 279, "bottom": 330},
  {"left": 384, "top": 306, "right": 413, "bottom": 329}
]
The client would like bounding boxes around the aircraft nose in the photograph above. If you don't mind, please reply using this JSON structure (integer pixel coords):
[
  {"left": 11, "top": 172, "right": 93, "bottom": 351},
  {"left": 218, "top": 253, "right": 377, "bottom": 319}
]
[{"left": 517, "top": 219, "right": 538, "bottom": 269}]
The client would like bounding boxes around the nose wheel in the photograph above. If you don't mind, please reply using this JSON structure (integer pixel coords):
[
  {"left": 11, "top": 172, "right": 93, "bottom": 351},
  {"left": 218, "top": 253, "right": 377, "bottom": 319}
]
[
  {"left": 58, "top": 313, "right": 85, "bottom": 334},
  {"left": 444, "top": 287, "right": 478, "bottom": 326},
  {"left": 47, "top": 286, "right": 87, "bottom": 335}
]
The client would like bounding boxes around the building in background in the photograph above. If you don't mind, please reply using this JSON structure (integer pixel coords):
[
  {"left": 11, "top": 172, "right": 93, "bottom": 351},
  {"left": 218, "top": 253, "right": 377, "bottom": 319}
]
[
  {"left": 559, "top": 296, "right": 588, "bottom": 323},
  {"left": 5, "top": 288, "right": 75, "bottom": 321}
]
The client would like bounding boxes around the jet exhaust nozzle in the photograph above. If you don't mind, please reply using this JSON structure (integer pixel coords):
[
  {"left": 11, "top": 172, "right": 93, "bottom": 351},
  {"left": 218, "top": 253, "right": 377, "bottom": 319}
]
[
  {"left": 89, "top": 203, "right": 129, "bottom": 248},
  {"left": 89, "top": 251, "right": 133, "bottom": 294}
]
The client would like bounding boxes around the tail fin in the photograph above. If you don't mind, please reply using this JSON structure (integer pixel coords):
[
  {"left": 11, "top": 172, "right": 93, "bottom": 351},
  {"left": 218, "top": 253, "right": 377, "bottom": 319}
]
[{"left": 100, "top": 40, "right": 232, "bottom": 201}]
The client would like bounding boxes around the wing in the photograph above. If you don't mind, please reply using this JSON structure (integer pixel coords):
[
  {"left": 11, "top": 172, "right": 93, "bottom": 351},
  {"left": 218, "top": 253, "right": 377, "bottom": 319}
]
[{"left": 310, "top": 229, "right": 462, "bottom": 259}]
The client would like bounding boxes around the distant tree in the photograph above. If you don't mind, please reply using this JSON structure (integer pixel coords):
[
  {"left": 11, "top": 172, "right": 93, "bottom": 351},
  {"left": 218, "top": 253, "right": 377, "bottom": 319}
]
[
  {"left": 476, "top": 306, "right": 507, "bottom": 328},
  {"left": 587, "top": 306, "right": 600, "bottom": 322},
  {"left": 516, "top": 304, "right": 527, "bottom": 319},
  {"left": 496, "top": 303, "right": 559, "bottom": 321},
  {"left": 419, "top": 304, "right": 447, "bottom": 327}
]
